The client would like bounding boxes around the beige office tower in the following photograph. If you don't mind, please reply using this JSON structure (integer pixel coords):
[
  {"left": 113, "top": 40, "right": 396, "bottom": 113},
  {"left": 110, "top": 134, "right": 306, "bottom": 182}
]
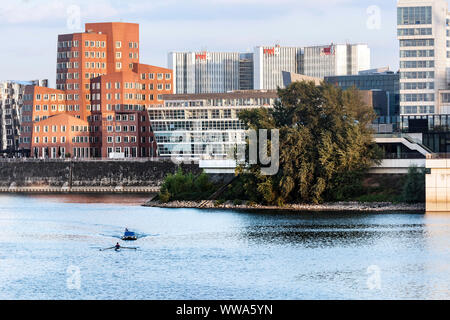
[{"left": 397, "top": 0, "right": 450, "bottom": 116}]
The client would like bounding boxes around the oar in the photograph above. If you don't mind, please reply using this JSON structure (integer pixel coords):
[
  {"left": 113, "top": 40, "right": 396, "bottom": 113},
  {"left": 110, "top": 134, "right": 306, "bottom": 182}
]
[
  {"left": 120, "top": 247, "right": 138, "bottom": 250},
  {"left": 99, "top": 246, "right": 115, "bottom": 251}
]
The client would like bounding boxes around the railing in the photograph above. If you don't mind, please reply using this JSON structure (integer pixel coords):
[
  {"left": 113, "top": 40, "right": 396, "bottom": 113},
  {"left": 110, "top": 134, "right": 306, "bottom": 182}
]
[
  {"left": 426, "top": 153, "right": 450, "bottom": 159},
  {"left": 383, "top": 153, "right": 427, "bottom": 160}
]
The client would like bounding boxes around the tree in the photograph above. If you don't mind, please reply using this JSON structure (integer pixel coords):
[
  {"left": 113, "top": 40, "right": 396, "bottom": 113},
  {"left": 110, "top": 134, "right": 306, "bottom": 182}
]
[
  {"left": 238, "top": 81, "right": 383, "bottom": 205},
  {"left": 401, "top": 166, "right": 425, "bottom": 203}
]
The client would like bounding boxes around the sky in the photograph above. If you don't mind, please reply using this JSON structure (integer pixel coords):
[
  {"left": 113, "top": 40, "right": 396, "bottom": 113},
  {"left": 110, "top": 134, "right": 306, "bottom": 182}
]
[{"left": 0, "top": 0, "right": 401, "bottom": 87}]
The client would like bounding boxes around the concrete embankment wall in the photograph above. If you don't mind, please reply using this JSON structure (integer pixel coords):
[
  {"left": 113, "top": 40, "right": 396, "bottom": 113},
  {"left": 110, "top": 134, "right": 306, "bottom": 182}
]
[{"left": 0, "top": 160, "right": 201, "bottom": 192}]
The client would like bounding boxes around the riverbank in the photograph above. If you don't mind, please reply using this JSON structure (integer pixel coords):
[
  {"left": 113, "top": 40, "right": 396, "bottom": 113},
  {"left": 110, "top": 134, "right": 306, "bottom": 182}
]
[{"left": 143, "top": 200, "right": 425, "bottom": 212}]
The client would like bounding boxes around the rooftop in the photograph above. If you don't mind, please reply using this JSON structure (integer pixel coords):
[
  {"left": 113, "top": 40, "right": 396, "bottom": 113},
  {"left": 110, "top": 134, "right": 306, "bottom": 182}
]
[{"left": 162, "top": 90, "right": 279, "bottom": 101}]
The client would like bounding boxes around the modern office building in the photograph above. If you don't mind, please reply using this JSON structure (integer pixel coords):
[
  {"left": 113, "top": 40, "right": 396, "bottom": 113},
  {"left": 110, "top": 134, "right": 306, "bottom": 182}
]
[
  {"left": 253, "top": 45, "right": 303, "bottom": 90},
  {"left": 254, "top": 44, "right": 371, "bottom": 90},
  {"left": 303, "top": 44, "right": 371, "bottom": 79},
  {"left": 19, "top": 22, "right": 173, "bottom": 158},
  {"left": 168, "top": 51, "right": 248, "bottom": 94},
  {"left": 151, "top": 91, "right": 278, "bottom": 159},
  {"left": 239, "top": 53, "right": 254, "bottom": 90},
  {"left": 325, "top": 69, "right": 400, "bottom": 117},
  {"left": 0, "top": 80, "right": 47, "bottom": 155},
  {"left": 397, "top": 0, "right": 448, "bottom": 116}
]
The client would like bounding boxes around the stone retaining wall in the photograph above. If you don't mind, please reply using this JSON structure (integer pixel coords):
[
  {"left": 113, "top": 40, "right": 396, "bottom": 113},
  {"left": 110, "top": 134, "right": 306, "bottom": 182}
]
[{"left": 0, "top": 160, "right": 201, "bottom": 189}]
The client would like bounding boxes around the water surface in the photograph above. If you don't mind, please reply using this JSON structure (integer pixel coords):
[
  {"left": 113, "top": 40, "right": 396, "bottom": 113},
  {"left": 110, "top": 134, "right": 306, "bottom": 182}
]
[{"left": 0, "top": 194, "right": 448, "bottom": 300}]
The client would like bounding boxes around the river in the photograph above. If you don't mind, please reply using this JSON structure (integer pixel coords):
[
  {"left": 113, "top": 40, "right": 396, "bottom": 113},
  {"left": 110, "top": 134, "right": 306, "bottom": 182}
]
[{"left": 0, "top": 194, "right": 448, "bottom": 300}]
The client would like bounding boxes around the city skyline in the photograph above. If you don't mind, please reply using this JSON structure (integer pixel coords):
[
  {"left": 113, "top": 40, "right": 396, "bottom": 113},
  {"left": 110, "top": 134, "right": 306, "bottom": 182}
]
[{"left": 1, "top": 0, "right": 399, "bottom": 87}]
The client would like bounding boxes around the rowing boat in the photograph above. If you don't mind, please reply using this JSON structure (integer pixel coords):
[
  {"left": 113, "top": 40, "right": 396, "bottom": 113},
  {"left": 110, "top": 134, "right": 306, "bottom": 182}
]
[{"left": 121, "top": 230, "right": 137, "bottom": 241}]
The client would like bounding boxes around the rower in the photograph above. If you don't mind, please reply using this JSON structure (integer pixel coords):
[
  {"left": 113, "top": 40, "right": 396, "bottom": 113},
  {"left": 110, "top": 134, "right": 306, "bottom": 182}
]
[{"left": 115, "top": 242, "right": 121, "bottom": 251}]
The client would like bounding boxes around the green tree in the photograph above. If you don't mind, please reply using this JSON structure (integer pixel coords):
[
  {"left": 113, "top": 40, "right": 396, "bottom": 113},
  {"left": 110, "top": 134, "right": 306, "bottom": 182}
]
[
  {"left": 401, "top": 166, "right": 426, "bottom": 203},
  {"left": 238, "top": 81, "right": 382, "bottom": 205},
  {"left": 158, "top": 169, "right": 216, "bottom": 202}
]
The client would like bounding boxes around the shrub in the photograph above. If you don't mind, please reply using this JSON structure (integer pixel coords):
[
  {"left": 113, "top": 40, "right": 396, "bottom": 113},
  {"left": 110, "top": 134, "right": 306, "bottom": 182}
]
[
  {"left": 158, "top": 169, "right": 217, "bottom": 202},
  {"left": 400, "top": 166, "right": 425, "bottom": 203}
]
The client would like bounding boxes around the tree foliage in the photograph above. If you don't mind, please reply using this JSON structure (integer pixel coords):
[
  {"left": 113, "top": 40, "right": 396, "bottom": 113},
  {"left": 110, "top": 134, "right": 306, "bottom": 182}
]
[
  {"left": 158, "top": 169, "right": 215, "bottom": 202},
  {"left": 400, "top": 166, "right": 425, "bottom": 203},
  {"left": 236, "top": 81, "right": 383, "bottom": 205}
]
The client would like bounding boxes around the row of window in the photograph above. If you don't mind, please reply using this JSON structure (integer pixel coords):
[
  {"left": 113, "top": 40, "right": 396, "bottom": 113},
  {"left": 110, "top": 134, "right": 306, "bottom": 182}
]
[
  {"left": 400, "top": 60, "right": 434, "bottom": 68},
  {"left": 397, "top": 28, "right": 432, "bottom": 36},
  {"left": 400, "top": 71, "right": 435, "bottom": 79},
  {"left": 140, "top": 73, "right": 171, "bottom": 80},
  {"left": 400, "top": 82, "right": 434, "bottom": 90},
  {"left": 58, "top": 40, "right": 80, "bottom": 48},
  {"left": 57, "top": 51, "right": 80, "bottom": 59},
  {"left": 401, "top": 105, "right": 435, "bottom": 114},
  {"left": 400, "top": 93, "right": 435, "bottom": 102},
  {"left": 31, "top": 94, "right": 65, "bottom": 101},
  {"left": 399, "top": 39, "right": 434, "bottom": 47},
  {"left": 106, "top": 136, "right": 137, "bottom": 144},
  {"left": 400, "top": 49, "right": 434, "bottom": 57},
  {"left": 105, "top": 114, "right": 138, "bottom": 122}
]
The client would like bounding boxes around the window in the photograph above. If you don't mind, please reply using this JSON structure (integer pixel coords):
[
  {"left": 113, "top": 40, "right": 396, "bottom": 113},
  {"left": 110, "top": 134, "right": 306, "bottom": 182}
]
[
  {"left": 397, "top": 6, "right": 432, "bottom": 25},
  {"left": 116, "top": 41, "right": 122, "bottom": 48}
]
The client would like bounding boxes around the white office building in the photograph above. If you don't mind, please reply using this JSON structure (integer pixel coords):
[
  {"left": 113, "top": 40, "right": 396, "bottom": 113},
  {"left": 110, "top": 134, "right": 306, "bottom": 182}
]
[
  {"left": 254, "top": 44, "right": 371, "bottom": 90},
  {"left": 168, "top": 51, "right": 251, "bottom": 94},
  {"left": 253, "top": 45, "right": 303, "bottom": 90},
  {"left": 150, "top": 91, "right": 278, "bottom": 160},
  {"left": 302, "top": 44, "right": 371, "bottom": 79},
  {"left": 397, "top": 0, "right": 449, "bottom": 116}
]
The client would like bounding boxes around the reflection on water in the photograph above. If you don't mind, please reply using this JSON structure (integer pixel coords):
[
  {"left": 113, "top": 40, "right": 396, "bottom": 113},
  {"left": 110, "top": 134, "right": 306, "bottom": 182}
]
[
  {"left": 0, "top": 194, "right": 448, "bottom": 300},
  {"left": 23, "top": 193, "right": 150, "bottom": 205}
]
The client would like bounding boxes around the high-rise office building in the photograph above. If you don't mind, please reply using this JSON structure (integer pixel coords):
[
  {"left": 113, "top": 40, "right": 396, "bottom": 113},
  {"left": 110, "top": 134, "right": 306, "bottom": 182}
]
[
  {"left": 239, "top": 53, "right": 254, "bottom": 91},
  {"left": 397, "top": 0, "right": 447, "bottom": 116},
  {"left": 303, "top": 44, "right": 371, "bottom": 79},
  {"left": 253, "top": 44, "right": 371, "bottom": 90},
  {"left": 253, "top": 45, "right": 303, "bottom": 90},
  {"left": 168, "top": 51, "right": 248, "bottom": 94}
]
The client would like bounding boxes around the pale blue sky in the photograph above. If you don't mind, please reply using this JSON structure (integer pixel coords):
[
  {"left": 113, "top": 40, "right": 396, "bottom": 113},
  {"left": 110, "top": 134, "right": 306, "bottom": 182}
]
[{"left": 0, "top": 0, "right": 400, "bottom": 87}]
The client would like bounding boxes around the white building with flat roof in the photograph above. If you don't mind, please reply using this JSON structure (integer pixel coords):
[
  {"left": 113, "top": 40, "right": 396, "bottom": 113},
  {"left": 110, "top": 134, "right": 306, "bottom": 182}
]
[
  {"left": 397, "top": 0, "right": 449, "bottom": 116},
  {"left": 151, "top": 91, "right": 278, "bottom": 160},
  {"left": 253, "top": 45, "right": 303, "bottom": 90},
  {"left": 303, "top": 44, "right": 371, "bottom": 78},
  {"left": 168, "top": 51, "right": 250, "bottom": 94},
  {"left": 254, "top": 44, "right": 370, "bottom": 90}
]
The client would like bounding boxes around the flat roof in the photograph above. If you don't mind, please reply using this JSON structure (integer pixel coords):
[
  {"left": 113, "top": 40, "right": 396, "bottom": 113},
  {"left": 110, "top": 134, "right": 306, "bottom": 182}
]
[{"left": 162, "top": 90, "right": 279, "bottom": 101}]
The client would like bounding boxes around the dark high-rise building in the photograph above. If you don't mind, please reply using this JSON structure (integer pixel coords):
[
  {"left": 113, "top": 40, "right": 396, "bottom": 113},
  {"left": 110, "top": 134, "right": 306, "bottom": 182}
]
[{"left": 239, "top": 53, "right": 254, "bottom": 90}]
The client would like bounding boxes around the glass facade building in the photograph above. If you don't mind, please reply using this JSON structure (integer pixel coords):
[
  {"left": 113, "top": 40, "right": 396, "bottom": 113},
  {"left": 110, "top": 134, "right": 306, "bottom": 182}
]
[
  {"left": 151, "top": 91, "right": 278, "bottom": 159},
  {"left": 325, "top": 72, "right": 400, "bottom": 118}
]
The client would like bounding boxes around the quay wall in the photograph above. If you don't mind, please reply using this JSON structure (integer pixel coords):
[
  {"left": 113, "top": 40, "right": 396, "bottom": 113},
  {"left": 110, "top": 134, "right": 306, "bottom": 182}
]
[{"left": 0, "top": 160, "right": 201, "bottom": 191}]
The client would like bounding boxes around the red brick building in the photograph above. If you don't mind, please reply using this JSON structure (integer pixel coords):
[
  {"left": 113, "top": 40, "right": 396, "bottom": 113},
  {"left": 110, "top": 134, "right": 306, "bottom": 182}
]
[{"left": 19, "top": 22, "right": 173, "bottom": 158}]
